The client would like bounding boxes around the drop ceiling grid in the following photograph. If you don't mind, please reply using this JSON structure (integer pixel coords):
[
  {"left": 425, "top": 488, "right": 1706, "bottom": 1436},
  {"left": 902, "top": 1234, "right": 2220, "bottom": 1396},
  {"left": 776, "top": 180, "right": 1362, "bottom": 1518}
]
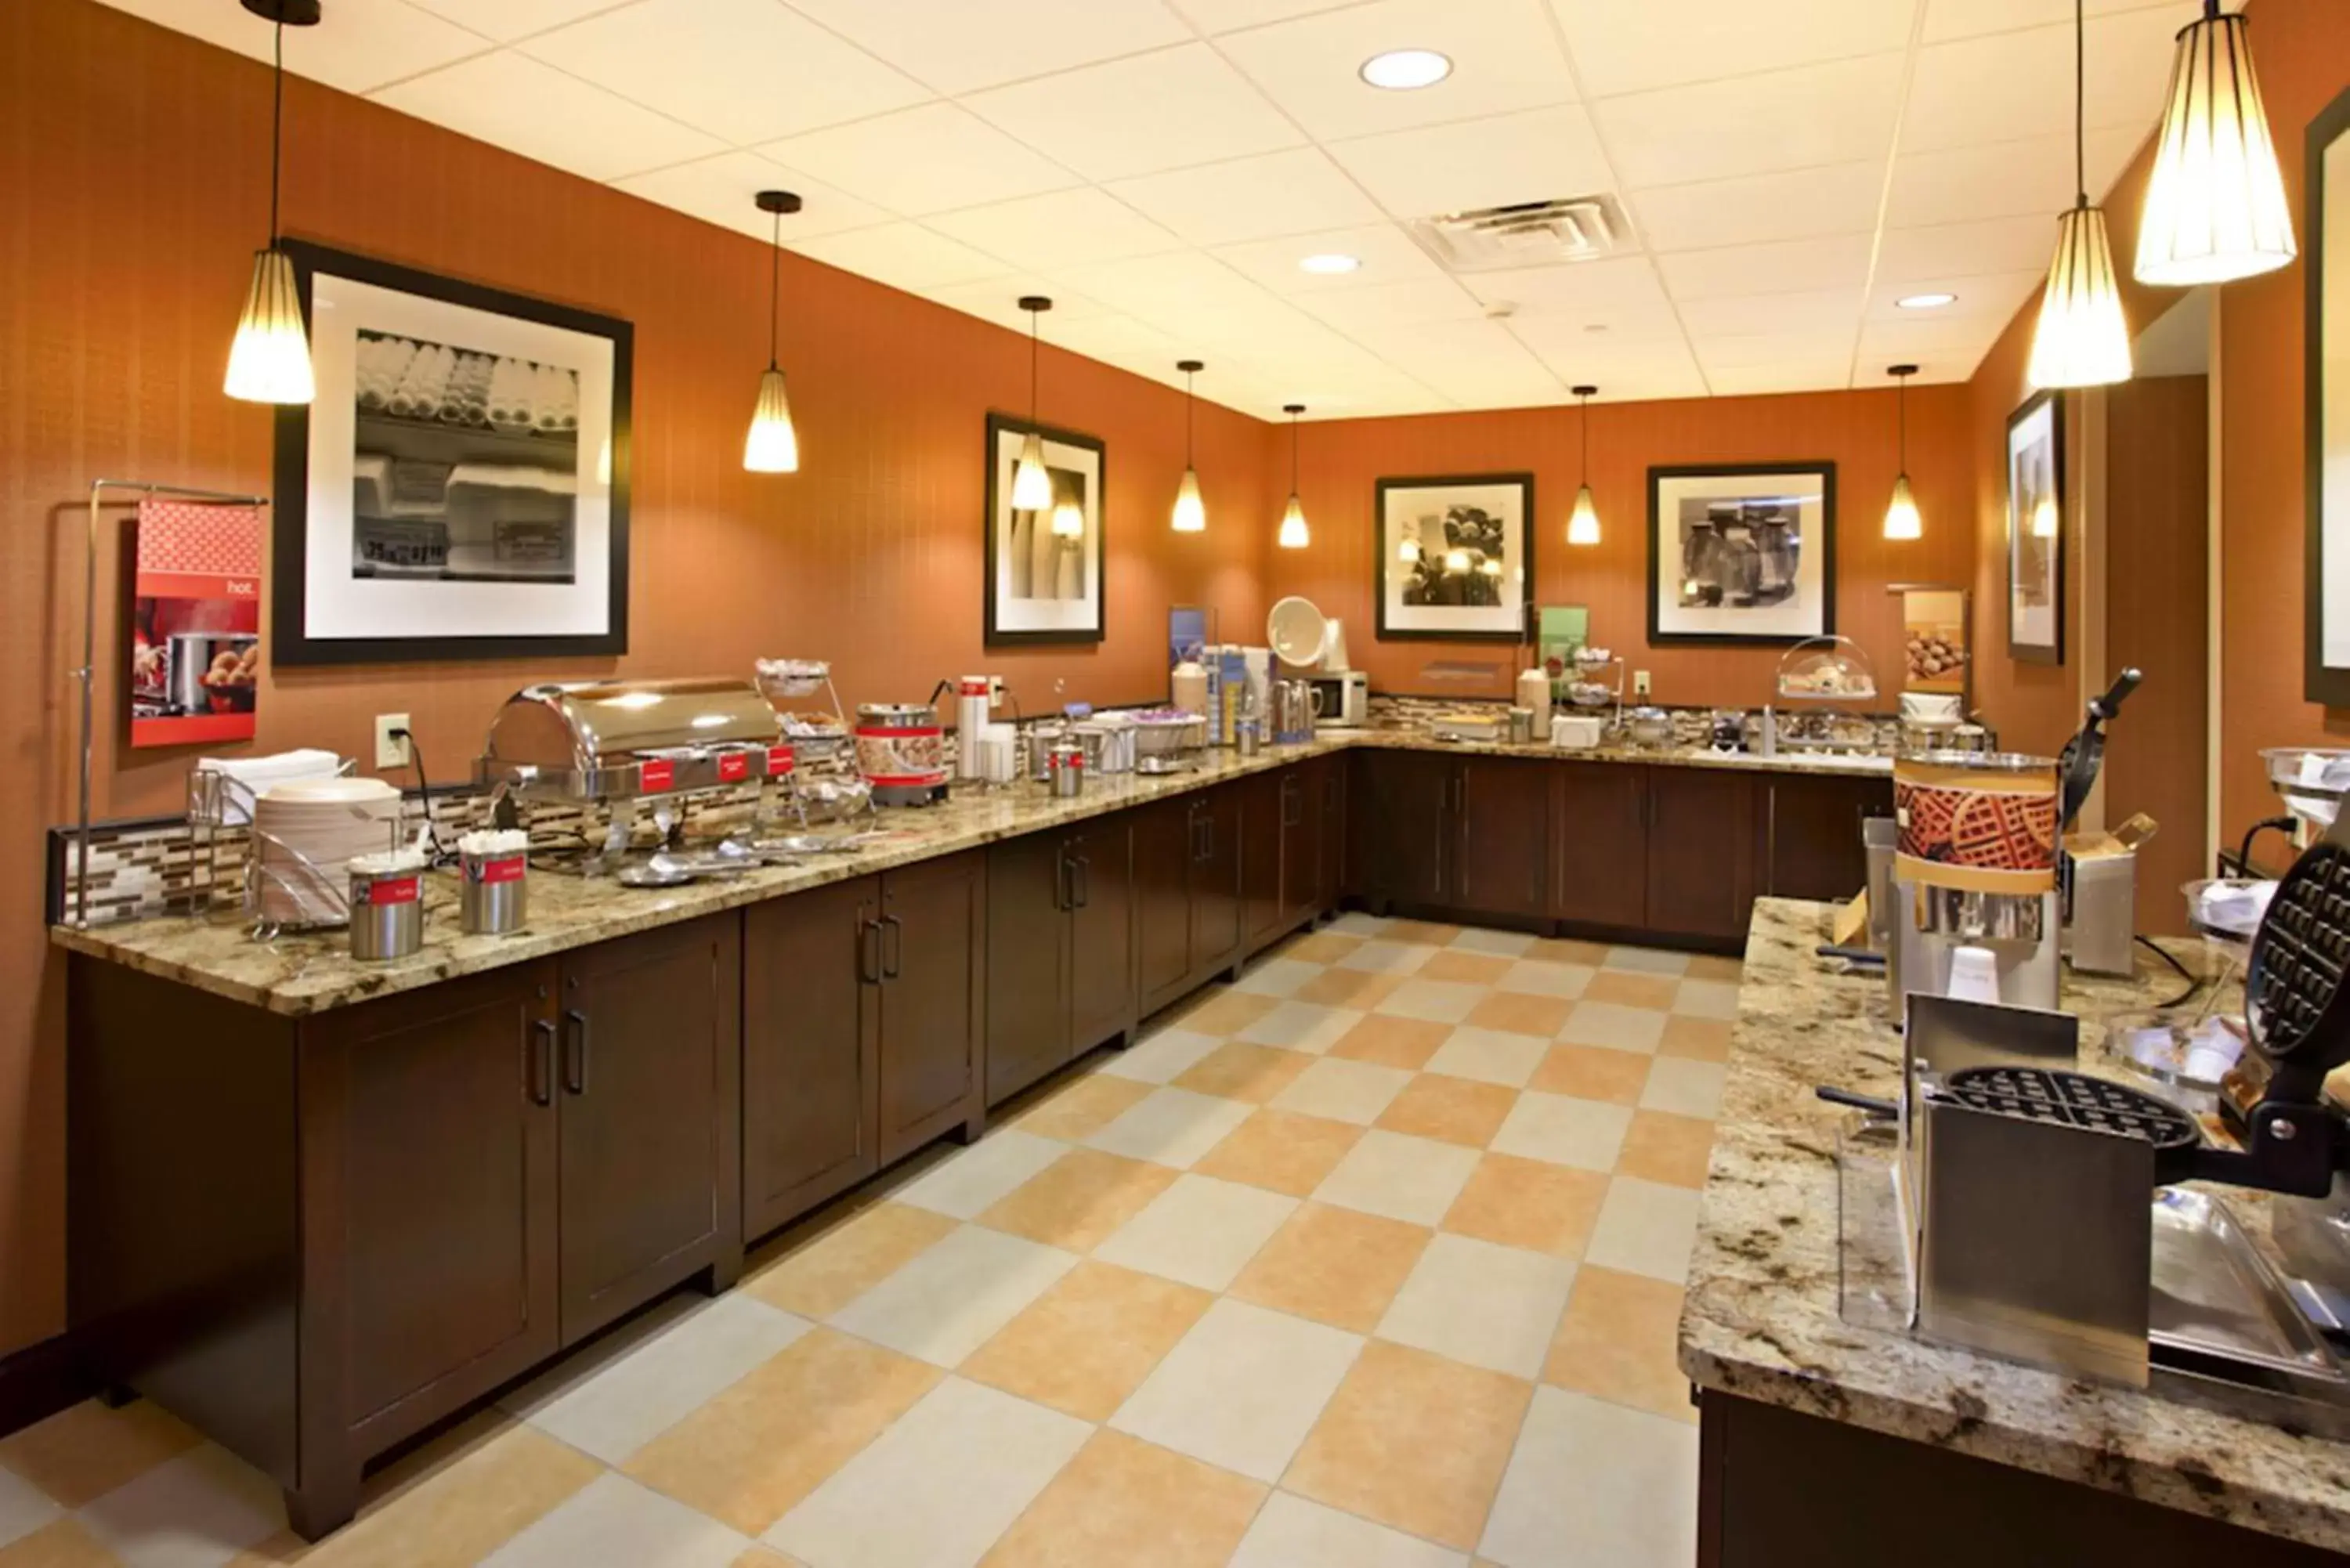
[{"left": 97, "top": 0, "right": 2198, "bottom": 418}]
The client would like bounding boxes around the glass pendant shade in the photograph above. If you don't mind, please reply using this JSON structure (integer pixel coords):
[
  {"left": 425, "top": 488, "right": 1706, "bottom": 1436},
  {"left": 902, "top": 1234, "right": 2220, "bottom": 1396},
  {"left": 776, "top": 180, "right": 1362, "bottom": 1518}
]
[
  {"left": 1277, "top": 493, "right": 1309, "bottom": 549},
  {"left": 742, "top": 367, "right": 800, "bottom": 473},
  {"left": 1051, "top": 500, "right": 1083, "bottom": 538},
  {"left": 224, "top": 247, "right": 313, "bottom": 405},
  {"left": 2030, "top": 204, "right": 2132, "bottom": 389},
  {"left": 1882, "top": 473, "right": 1922, "bottom": 541},
  {"left": 1011, "top": 431, "right": 1053, "bottom": 511},
  {"left": 1567, "top": 484, "right": 1601, "bottom": 546},
  {"left": 2135, "top": 4, "right": 2294, "bottom": 285},
  {"left": 1170, "top": 467, "right": 1206, "bottom": 533}
]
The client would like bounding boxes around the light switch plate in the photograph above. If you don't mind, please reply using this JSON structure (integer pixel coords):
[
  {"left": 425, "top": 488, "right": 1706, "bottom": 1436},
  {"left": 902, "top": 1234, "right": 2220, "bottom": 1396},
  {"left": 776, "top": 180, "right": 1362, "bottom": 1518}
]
[
  {"left": 1632, "top": 670, "right": 1651, "bottom": 696},
  {"left": 374, "top": 713, "right": 412, "bottom": 770}
]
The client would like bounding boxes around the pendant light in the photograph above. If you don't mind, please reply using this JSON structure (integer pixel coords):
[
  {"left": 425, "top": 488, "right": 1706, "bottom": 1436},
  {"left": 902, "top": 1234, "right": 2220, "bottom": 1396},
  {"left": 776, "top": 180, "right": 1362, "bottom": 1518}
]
[
  {"left": 2028, "top": 0, "right": 2131, "bottom": 390},
  {"left": 1011, "top": 297, "right": 1054, "bottom": 512},
  {"left": 1277, "top": 403, "right": 1309, "bottom": 549},
  {"left": 1566, "top": 385, "right": 1601, "bottom": 546},
  {"left": 743, "top": 190, "right": 803, "bottom": 474},
  {"left": 1882, "top": 365, "right": 1923, "bottom": 541},
  {"left": 1171, "top": 359, "right": 1206, "bottom": 533},
  {"left": 2136, "top": 1, "right": 2294, "bottom": 285},
  {"left": 224, "top": 0, "right": 320, "bottom": 405}
]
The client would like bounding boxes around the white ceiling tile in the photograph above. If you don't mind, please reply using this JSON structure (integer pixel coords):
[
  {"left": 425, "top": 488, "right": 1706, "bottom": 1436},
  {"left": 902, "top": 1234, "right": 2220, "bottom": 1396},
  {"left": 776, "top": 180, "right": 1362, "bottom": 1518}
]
[
  {"left": 920, "top": 277, "right": 1115, "bottom": 331},
  {"left": 1595, "top": 52, "right": 1906, "bottom": 189},
  {"left": 373, "top": 52, "right": 724, "bottom": 180},
  {"left": 1548, "top": 0, "right": 1919, "bottom": 99},
  {"left": 1325, "top": 105, "right": 1613, "bottom": 219},
  {"left": 1217, "top": 0, "right": 1575, "bottom": 143},
  {"left": 1459, "top": 255, "right": 1674, "bottom": 320},
  {"left": 927, "top": 188, "right": 1184, "bottom": 270},
  {"left": 1902, "top": 9, "right": 2187, "bottom": 154},
  {"left": 757, "top": 103, "right": 1079, "bottom": 216},
  {"left": 1656, "top": 233, "right": 1874, "bottom": 302},
  {"left": 1517, "top": 335, "right": 1708, "bottom": 401},
  {"left": 964, "top": 45, "right": 1303, "bottom": 181},
  {"left": 780, "top": 0, "right": 1193, "bottom": 95},
  {"left": 1922, "top": 0, "right": 2193, "bottom": 45},
  {"left": 1693, "top": 330, "right": 1857, "bottom": 371},
  {"left": 790, "top": 222, "right": 1013, "bottom": 290},
  {"left": 1050, "top": 312, "right": 1191, "bottom": 366},
  {"left": 1882, "top": 122, "right": 2144, "bottom": 227},
  {"left": 1213, "top": 223, "right": 1447, "bottom": 294},
  {"left": 1852, "top": 356, "right": 1972, "bottom": 386},
  {"left": 519, "top": 0, "right": 931, "bottom": 146},
  {"left": 1170, "top": 0, "right": 1390, "bottom": 33},
  {"left": 609, "top": 150, "right": 893, "bottom": 240},
  {"left": 97, "top": 0, "right": 488, "bottom": 94},
  {"left": 1858, "top": 310, "right": 2016, "bottom": 359},
  {"left": 1107, "top": 149, "right": 1386, "bottom": 245},
  {"left": 1293, "top": 277, "right": 1485, "bottom": 331},
  {"left": 1050, "top": 250, "right": 1274, "bottom": 329},
  {"left": 1874, "top": 215, "right": 2053, "bottom": 283},
  {"left": 401, "top": 0, "right": 619, "bottom": 41},
  {"left": 1864, "top": 268, "right": 2042, "bottom": 323},
  {"left": 1679, "top": 287, "right": 1865, "bottom": 338},
  {"left": 1630, "top": 163, "right": 1885, "bottom": 252},
  {"left": 1706, "top": 362, "right": 1856, "bottom": 396}
]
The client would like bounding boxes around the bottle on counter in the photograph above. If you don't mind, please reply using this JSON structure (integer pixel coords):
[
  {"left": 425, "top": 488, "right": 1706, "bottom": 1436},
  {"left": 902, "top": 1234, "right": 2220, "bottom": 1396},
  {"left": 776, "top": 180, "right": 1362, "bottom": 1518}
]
[
  {"left": 1171, "top": 659, "right": 1209, "bottom": 719},
  {"left": 1515, "top": 665, "right": 1553, "bottom": 742}
]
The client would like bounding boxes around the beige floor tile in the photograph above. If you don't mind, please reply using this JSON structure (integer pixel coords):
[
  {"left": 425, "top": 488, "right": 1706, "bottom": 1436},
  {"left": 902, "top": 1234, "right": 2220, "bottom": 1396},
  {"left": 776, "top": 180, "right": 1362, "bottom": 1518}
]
[
  {"left": 1282, "top": 1341, "right": 1532, "bottom": 1552},
  {"left": 1441, "top": 1154, "right": 1611, "bottom": 1259},
  {"left": 1614, "top": 1111, "right": 1716, "bottom": 1190},
  {"left": 1451, "top": 928, "right": 1536, "bottom": 958},
  {"left": 978, "top": 1429, "right": 1264, "bottom": 1568},
  {"left": 1173, "top": 987, "right": 1283, "bottom": 1039},
  {"left": 297, "top": 1422, "right": 602, "bottom": 1568},
  {"left": 1374, "top": 1075, "right": 1517, "bottom": 1149},
  {"left": 1556, "top": 1001, "right": 1667, "bottom": 1055},
  {"left": 77, "top": 1443, "right": 281, "bottom": 1564},
  {"left": 1108, "top": 1299, "right": 1364, "bottom": 1484},
  {"left": 1191, "top": 1110, "right": 1363, "bottom": 1198},
  {"left": 1462, "top": 992, "right": 1574, "bottom": 1039},
  {"left": 1640, "top": 1057, "right": 1726, "bottom": 1119},
  {"left": 1384, "top": 919, "right": 1462, "bottom": 947},
  {"left": 1230, "top": 1492, "right": 1469, "bottom": 1568},
  {"left": 1336, "top": 941, "right": 1437, "bottom": 977},
  {"left": 1657, "top": 1016, "right": 1733, "bottom": 1062},
  {"left": 0, "top": 1519, "right": 117, "bottom": 1568},
  {"left": 1236, "top": 1002, "right": 1364, "bottom": 1056},
  {"left": 1172, "top": 1042, "right": 1314, "bottom": 1104},
  {"left": 1601, "top": 947, "right": 1691, "bottom": 977},
  {"left": 1101, "top": 1028, "right": 1223, "bottom": 1085},
  {"left": 1578, "top": 971, "right": 1677, "bottom": 1010},
  {"left": 1525, "top": 937, "right": 1608, "bottom": 967},
  {"left": 978, "top": 1148, "right": 1178, "bottom": 1252},
  {"left": 0, "top": 1400, "right": 201, "bottom": 1510},
  {"left": 1269, "top": 1058, "right": 1415, "bottom": 1125},
  {"left": 961, "top": 1261, "right": 1213, "bottom": 1422},
  {"left": 1312, "top": 1129, "right": 1483, "bottom": 1226},
  {"left": 625, "top": 1329, "right": 941, "bottom": 1537},
  {"left": 1085, "top": 1086, "right": 1256, "bottom": 1169},
  {"left": 1684, "top": 953, "right": 1744, "bottom": 982},
  {"left": 1528, "top": 1045, "right": 1652, "bottom": 1106},
  {"left": 743, "top": 1202, "right": 961, "bottom": 1320},
  {"left": 1671, "top": 978, "right": 1741, "bottom": 1019},
  {"left": 890, "top": 1130, "right": 1070, "bottom": 1221},
  {"left": 1094, "top": 1174, "right": 1299, "bottom": 1292},
  {"left": 0, "top": 1469, "right": 60, "bottom": 1554},
  {"left": 1489, "top": 1092, "right": 1633, "bottom": 1172},
  {"left": 1007, "top": 1074, "right": 1155, "bottom": 1142},
  {"left": 1478, "top": 1387, "right": 1696, "bottom": 1568},
  {"left": 1329, "top": 912, "right": 1394, "bottom": 938},
  {"left": 1234, "top": 956, "right": 1330, "bottom": 999},
  {"left": 1418, "top": 950, "right": 1513, "bottom": 986},
  {"left": 1423, "top": 1027, "right": 1549, "bottom": 1087},
  {"left": 1282, "top": 930, "right": 1367, "bottom": 966},
  {"left": 733, "top": 1550, "right": 808, "bottom": 1568},
  {"left": 1495, "top": 959, "right": 1592, "bottom": 1000},
  {"left": 1229, "top": 1203, "right": 1432, "bottom": 1332},
  {"left": 1372, "top": 980, "right": 1486, "bottom": 1025},
  {"left": 1544, "top": 1268, "right": 1694, "bottom": 1423},
  {"left": 1376, "top": 1233, "right": 1578, "bottom": 1380},
  {"left": 830, "top": 1226, "right": 1079, "bottom": 1367},
  {"left": 1292, "top": 966, "right": 1405, "bottom": 1011},
  {"left": 1326, "top": 1015, "right": 1451, "bottom": 1071},
  {"left": 478, "top": 1471, "right": 748, "bottom": 1568},
  {"left": 1585, "top": 1179, "right": 1701, "bottom": 1285}
]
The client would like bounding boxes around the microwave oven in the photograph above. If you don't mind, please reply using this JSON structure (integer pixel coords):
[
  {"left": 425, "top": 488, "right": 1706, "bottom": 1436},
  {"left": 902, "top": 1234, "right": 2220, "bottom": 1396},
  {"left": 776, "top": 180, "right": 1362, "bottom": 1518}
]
[{"left": 1304, "top": 670, "right": 1368, "bottom": 728}]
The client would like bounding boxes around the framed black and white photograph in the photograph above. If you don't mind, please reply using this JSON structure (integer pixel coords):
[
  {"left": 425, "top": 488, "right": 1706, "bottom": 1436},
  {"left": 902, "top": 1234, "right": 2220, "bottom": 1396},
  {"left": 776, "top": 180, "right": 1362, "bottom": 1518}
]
[
  {"left": 1375, "top": 473, "right": 1533, "bottom": 641},
  {"left": 984, "top": 414, "right": 1104, "bottom": 645},
  {"left": 1646, "top": 464, "right": 1835, "bottom": 645},
  {"left": 2005, "top": 389, "right": 2066, "bottom": 666},
  {"left": 270, "top": 240, "right": 630, "bottom": 665},
  {"left": 2307, "top": 85, "right": 2350, "bottom": 704}
]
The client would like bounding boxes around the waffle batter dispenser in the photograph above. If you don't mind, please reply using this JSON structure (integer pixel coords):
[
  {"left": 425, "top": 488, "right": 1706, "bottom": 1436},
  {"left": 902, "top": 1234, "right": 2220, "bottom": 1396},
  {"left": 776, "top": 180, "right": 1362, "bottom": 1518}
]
[{"left": 1888, "top": 751, "right": 2063, "bottom": 1012}]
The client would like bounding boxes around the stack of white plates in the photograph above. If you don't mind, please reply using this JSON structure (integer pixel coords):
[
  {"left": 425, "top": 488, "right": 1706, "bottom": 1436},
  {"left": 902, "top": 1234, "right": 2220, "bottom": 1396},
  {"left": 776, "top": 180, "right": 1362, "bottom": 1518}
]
[{"left": 252, "top": 778, "right": 403, "bottom": 927}]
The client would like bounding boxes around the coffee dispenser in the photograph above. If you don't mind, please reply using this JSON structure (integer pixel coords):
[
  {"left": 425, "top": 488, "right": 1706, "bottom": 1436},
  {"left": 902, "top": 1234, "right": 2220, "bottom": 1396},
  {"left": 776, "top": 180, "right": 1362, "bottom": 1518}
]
[{"left": 1888, "top": 751, "right": 2063, "bottom": 1012}]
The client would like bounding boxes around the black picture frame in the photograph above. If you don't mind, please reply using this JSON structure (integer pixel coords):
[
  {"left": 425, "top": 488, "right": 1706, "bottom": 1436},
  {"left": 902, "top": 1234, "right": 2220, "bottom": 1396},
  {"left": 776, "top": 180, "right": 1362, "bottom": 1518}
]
[
  {"left": 2307, "top": 85, "right": 2350, "bottom": 706},
  {"left": 1372, "top": 472, "right": 1535, "bottom": 643},
  {"left": 1645, "top": 461, "right": 1836, "bottom": 646},
  {"left": 2005, "top": 388, "right": 2066, "bottom": 667},
  {"left": 983, "top": 411, "right": 1107, "bottom": 647},
  {"left": 270, "top": 239, "right": 632, "bottom": 667}
]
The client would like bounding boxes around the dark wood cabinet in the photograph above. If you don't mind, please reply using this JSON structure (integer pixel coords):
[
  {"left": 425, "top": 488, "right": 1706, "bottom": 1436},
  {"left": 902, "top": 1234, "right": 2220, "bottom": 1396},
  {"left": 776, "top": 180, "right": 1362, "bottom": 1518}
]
[
  {"left": 1645, "top": 768, "right": 1759, "bottom": 942},
  {"left": 876, "top": 851, "right": 988, "bottom": 1163},
  {"left": 1316, "top": 753, "right": 1350, "bottom": 910},
  {"left": 1191, "top": 783, "right": 1245, "bottom": 983},
  {"left": 1241, "top": 770, "right": 1285, "bottom": 952},
  {"left": 1066, "top": 820, "right": 1134, "bottom": 1056},
  {"left": 985, "top": 823, "right": 1133, "bottom": 1105},
  {"left": 1135, "top": 784, "right": 1247, "bottom": 1017},
  {"left": 1761, "top": 772, "right": 1893, "bottom": 902},
  {"left": 743, "top": 877, "right": 880, "bottom": 1240},
  {"left": 1354, "top": 749, "right": 1452, "bottom": 908},
  {"left": 1454, "top": 757, "right": 1552, "bottom": 918},
  {"left": 1279, "top": 764, "right": 1322, "bottom": 930},
  {"left": 1553, "top": 761, "right": 1651, "bottom": 930}
]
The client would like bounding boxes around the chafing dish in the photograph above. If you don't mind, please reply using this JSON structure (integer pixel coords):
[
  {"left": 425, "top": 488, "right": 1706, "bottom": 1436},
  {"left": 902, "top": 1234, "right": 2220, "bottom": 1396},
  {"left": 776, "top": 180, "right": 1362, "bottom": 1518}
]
[{"left": 475, "top": 677, "right": 788, "bottom": 803}]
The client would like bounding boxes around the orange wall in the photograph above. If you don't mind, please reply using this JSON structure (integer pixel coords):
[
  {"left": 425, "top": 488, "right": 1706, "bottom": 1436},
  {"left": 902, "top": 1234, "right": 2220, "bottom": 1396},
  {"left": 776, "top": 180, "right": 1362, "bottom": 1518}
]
[
  {"left": 0, "top": 0, "right": 1273, "bottom": 1355},
  {"left": 1267, "top": 385, "right": 1976, "bottom": 706}
]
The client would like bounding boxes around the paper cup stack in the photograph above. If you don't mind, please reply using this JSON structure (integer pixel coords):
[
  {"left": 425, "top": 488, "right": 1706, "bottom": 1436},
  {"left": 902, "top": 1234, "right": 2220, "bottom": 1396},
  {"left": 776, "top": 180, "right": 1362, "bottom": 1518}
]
[{"left": 253, "top": 777, "right": 403, "bottom": 927}]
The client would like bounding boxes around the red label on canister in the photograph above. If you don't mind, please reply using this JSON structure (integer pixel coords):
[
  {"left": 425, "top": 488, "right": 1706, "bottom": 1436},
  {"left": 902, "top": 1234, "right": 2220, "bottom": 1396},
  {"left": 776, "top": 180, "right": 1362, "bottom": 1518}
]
[
  {"left": 360, "top": 876, "right": 420, "bottom": 906},
  {"left": 639, "top": 757, "right": 676, "bottom": 793},
  {"left": 767, "top": 744, "right": 796, "bottom": 777},
  {"left": 717, "top": 751, "right": 751, "bottom": 783},
  {"left": 471, "top": 855, "right": 526, "bottom": 886}
]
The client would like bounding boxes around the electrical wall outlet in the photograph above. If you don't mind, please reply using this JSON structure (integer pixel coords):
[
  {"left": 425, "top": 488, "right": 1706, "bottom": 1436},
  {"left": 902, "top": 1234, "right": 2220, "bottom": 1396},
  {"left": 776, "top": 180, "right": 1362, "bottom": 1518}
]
[
  {"left": 987, "top": 675, "right": 1007, "bottom": 710},
  {"left": 374, "top": 713, "right": 412, "bottom": 770},
  {"left": 1632, "top": 670, "right": 1652, "bottom": 697}
]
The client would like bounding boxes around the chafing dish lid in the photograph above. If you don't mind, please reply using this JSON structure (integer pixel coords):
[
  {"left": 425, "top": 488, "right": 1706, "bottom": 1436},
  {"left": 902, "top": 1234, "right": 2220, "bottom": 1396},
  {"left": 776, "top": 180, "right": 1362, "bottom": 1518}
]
[{"left": 483, "top": 677, "right": 782, "bottom": 771}]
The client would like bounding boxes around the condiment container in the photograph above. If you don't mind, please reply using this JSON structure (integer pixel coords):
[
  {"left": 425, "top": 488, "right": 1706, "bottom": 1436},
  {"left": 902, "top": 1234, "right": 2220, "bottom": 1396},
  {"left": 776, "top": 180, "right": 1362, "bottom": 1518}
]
[
  {"left": 458, "top": 829, "right": 530, "bottom": 936},
  {"left": 1507, "top": 706, "right": 1533, "bottom": 744},
  {"left": 349, "top": 851, "right": 428, "bottom": 962},
  {"left": 1047, "top": 740, "right": 1085, "bottom": 799}
]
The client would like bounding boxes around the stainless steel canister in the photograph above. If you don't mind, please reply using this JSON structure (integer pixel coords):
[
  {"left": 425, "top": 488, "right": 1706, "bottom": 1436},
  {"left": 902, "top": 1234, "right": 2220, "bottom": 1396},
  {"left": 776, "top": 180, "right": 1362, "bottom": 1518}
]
[
  {"left": 1508, "top": 706, "right": 1534, "bottom": 744},
  {"left": 1047, "top": 740, "right": 1086, "bottom": 798},
  {"left": 1237, "top": 717, "right": 1262, "bottom": 757},
  {"left": 348, "top": 858, "right": 426, "bottom": 961},
  {"left": 461, "top": 849, "right": 529, "bottom": 936}
]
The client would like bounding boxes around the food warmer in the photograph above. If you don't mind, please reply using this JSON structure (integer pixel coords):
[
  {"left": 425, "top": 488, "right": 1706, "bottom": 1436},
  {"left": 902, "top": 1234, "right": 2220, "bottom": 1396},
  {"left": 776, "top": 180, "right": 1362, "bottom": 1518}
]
[{"left": 475, "top": 677, "right": 789, "bottom": 803}]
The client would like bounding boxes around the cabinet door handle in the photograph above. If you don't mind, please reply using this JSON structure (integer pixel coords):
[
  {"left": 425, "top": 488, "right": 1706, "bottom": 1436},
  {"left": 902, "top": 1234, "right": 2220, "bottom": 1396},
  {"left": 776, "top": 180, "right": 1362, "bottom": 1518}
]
[
  {"left": 1055, "top": 848, "right": 1072, "bottom": 912},
  {"left": 881, "top": 913, "right": 903, "bottom": 980},
  {"left": 859, "top": 917, "right": 883, "bottom": 985},
  {"left": 1074, "top": 854, "right": 1091, "bottom": 909},
  {"left": 562, "top": 1009, "right": 588, "bottom": 1096},
  {"left": 530, "top": 1019, "right": 555, "bottom": 1107}
]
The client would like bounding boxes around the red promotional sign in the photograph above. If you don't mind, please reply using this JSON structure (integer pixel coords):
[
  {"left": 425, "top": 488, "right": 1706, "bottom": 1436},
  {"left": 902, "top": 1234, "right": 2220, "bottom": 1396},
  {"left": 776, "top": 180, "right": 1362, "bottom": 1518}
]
[
  {"left": 470, "top": 855, "right": 526, "bottom": 886},
  {"left": 129, "top": 498, "right": 266, "bottom": 749},
  {"left": 767, "top": 745, "right": 796, "bottom": 777},
  {"left": 639, "top": 757, "right": 676, "bottom": 793},
  {"left": 358, "top": 876, "right": 421, "bottom": 906},
  {"left": 717, "top": 750, "right": 752, "bottom": 783}
]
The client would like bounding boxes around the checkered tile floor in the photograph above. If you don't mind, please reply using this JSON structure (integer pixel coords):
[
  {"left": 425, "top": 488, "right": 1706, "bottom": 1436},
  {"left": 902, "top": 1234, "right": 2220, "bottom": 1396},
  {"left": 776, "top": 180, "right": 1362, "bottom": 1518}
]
[{"left": 0, "top": 916, "right": 1737, "bottom": 1568}]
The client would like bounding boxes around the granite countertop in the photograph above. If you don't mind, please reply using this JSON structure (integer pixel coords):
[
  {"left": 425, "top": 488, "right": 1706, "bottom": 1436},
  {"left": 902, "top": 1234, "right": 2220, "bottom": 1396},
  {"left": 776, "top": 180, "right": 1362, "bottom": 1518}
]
[
  {"left": 49, "top": 732, "right": 1889, "bottom": 1017},
  {"left": 1681, "top": 898, "right": 2350, "bottom": 1552}
]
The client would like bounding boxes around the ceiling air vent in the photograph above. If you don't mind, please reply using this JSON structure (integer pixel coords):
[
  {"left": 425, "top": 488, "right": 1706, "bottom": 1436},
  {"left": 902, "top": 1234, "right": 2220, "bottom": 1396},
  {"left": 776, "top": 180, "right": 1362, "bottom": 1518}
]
[{"left": 1409, "top": 195, "right": 1628, "bottom": 273}]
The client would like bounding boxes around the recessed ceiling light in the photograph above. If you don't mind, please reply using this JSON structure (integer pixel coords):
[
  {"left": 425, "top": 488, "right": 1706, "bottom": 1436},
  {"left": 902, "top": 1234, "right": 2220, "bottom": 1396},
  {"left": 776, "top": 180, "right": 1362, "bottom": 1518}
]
[
  {"left": 1300, "top": 253, "right": 1361, "bottom": 275},
  {"left": 1896, "top": 291, "right": 1958, "bottom": 310},
  {"left": 1360, "top": 49, "right": 1452, "bottom": 90}
]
